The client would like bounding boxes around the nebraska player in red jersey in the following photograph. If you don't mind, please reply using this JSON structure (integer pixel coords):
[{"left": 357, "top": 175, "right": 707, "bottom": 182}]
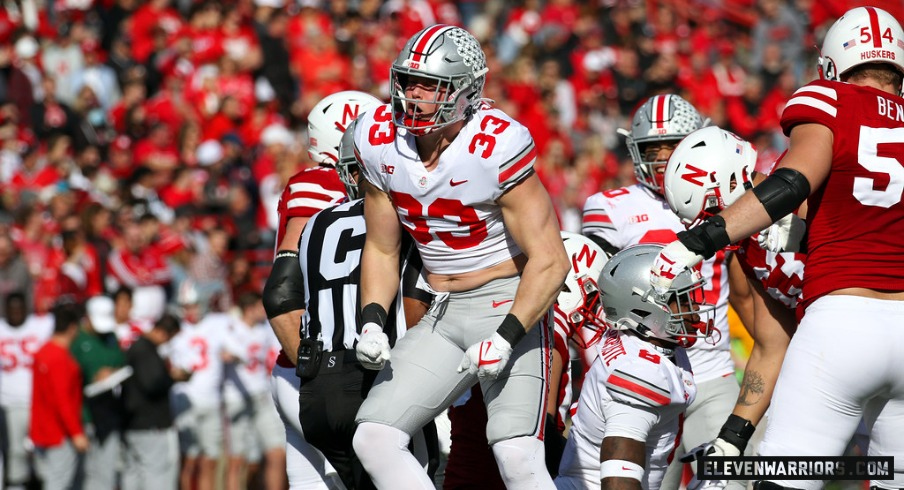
[
  {"left": 262, "top": 90, "right": 381, "bottom": 489},
  {"left": 652, "top": 7, "right": 904, "bottom": 489}
]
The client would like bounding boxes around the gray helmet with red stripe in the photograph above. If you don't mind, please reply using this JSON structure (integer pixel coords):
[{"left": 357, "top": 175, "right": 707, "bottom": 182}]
[
  {"left": 390, "top": 25, "right": 488, "bottom": 135},
  {"left": 599, "top": 244, "right": 715, "bottom": 348},
  {"left": 620, "top": 94, "right": 705, "bottom": 194}
]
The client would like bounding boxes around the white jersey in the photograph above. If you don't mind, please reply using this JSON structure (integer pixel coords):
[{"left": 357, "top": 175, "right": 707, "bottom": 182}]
[
  {"left": 0, "top": 315, "right": 53, "bottom": 406},
  {"left": 557, "top": 329, "right": 695, "bottom": 490},
  {"left": 223, "top": 319, "right": 279, "bottom": 400},
  {"left": 170, "top": 313, "right": 238, "bottom": 407},
  {"left": 582, "top": 185, "right": 733, "bottom": 382},
  {"left": 355, "top": 103, "right": 537, "bottom": 275}
]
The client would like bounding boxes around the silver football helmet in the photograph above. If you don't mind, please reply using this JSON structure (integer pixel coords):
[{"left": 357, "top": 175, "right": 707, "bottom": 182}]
[
  {"left": 599, "top": 244, "right": 715, "bottom": 348},
  {"left": 390, "top": 25, "right": 489, "bottom": 135},
  {"left": 336, "top": 117, "right": 361, "bottom": 199},
  {"left": 619, "top": 94, "right": 706, "bottom": 194},
  {"left": 664, "top": 126, "right": 755, "bottom": 227},
  {"left": 557, "top": 232, "right": 608, "bottom": 347},
  {"left": 308, "top": 90, "right": 381, "bottom": 166}
]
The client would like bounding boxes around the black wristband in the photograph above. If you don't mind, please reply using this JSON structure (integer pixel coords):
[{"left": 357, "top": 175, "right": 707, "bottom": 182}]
[
  {"left": 718, "top": 414, "right": 756, "bottom": 453},
  {"left": 496, "top": 314, "right": 527, "bottom": 346},
  {"left": 361, "top": 303, "right": 388, "bottom": 328},
  {"left": 677, "top": 215, "right": 731, "bottom": 259}
]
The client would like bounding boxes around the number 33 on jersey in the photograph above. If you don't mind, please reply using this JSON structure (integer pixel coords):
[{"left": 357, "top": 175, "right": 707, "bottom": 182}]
[{"left": 355, "top": 102, "right": 537, "bottom": 275}]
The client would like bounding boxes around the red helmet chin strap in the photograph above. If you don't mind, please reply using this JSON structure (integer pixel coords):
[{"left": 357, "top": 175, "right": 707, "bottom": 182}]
[{"left": 675, "top": 318, "right": 715, "bottom": 348}]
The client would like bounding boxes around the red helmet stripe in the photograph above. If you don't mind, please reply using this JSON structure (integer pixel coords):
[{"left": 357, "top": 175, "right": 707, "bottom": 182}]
[
  {"left": 866, "top": 7, "right": 883, "bottom": 48},
  {"left": 652, "top": 94, "right": 670, "bottom": 129},
  {"left": 410, "top": 25, "right": 450, "bottom": 63}
]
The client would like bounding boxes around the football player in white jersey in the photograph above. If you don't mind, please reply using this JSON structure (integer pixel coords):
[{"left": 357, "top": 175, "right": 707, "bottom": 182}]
[
  {"left": 263, "top": 90, "right": 380, "bottom": 490},
  {"left": 662, "top": 127, "right": 804, "bottom": 485},
  {"left": 581, "top": 94, "right": 753, "bottom": 490},
  {"left": 352, "top": 24, "right": 570, "bottom": 488},
  {"left": 169, "top": 283, "right": 242, "bottom": 490},
  {"left": 0, "top": 292, "right": 53, "bottom": 490},
  {"left": 223, "top": 292, "right": 286, "bottom": 490},
  {"left": 556, "top": 244, "right": 713, "bottom": 490}
]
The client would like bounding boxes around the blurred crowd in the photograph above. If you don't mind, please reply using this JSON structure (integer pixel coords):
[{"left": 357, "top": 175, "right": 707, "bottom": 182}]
[
  {"left": 1, "top": 0, "right": 896, "bottom": 316},
  {"left": 0, "top": 0, "right": 898, "bottom": 488}
]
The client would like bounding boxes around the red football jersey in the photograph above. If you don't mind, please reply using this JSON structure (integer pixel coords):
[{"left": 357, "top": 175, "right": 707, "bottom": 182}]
[
  {"left": 781, "top": 79, "right": 904, "bottom": 306},
  {"left": 274, "top": 167, "right": 346, "bottom": 248}
]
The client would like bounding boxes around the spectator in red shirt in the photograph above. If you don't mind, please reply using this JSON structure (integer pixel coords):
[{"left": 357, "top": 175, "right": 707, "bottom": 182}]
[
  {"left": 30, "top": 303, "right": 89, "bottom": 489},
  {"left": 130, "top": 0, "right": 183, "bottom": 64}
]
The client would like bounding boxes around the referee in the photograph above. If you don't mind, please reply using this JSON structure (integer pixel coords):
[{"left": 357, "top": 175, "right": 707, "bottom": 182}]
[{"left": 295, "top": 119, "right": 434, "bottom": 490}]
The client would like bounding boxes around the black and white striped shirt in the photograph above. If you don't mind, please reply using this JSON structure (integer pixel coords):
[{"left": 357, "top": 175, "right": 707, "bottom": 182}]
[{"left": 298, "top": 199, "right": 430, "bottom": 352}]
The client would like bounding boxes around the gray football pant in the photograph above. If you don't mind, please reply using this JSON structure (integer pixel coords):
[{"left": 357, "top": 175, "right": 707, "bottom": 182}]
[
  {"left": 34, "top": 440, "right": 83, "bottom": 490},
  {"left": 357, "top": 276, "right": 552, "bottom": 445},
  {"left": 122, "top": 428, "right": 180, "bottom": 490},
  {"left": 84, "top": 427, "right": 121, "bottom": 490}
]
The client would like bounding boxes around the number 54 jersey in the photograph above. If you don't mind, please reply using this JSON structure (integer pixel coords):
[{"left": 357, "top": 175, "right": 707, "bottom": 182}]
[
  {"left": 556, "top": 329, "right": 696, "bottom": 490},
  {"left": 355, "top": 103, "right": 537, "bottom": 275},
  {"left": 781, "top": 79, "right": 904, "bottom": 306}
]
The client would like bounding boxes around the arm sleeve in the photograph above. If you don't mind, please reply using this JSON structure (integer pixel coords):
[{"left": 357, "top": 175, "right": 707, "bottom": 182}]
[
  {"left": 601, "top": 398, "right": 660, "bottom": 442},
  {"left": 355, "top": 107, "right": 389, "bottom": 193},
  {"left": 780, "top": 80, "right": 838, "bottom": 137},
  {"left": 497, "top": 127, "right": 537, "bottom": 192},
  {"left": 582, "top": 197, "right": 622, "bottom": 250},
  {"left": 55, "top": 359, "right": 85, "bottom": 438},
  {"left": 604, "top": 368, "right": 673, "bottom": 408}
]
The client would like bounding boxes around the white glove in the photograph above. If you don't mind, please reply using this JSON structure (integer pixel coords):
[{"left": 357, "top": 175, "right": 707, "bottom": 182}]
[
  {"left": 356, "top": 323, "right": 391, "bottom": 370},
  {"left": 757, "top": 213, "right": 806, "bottom": 253},
  {"left": 650, "top": 240, "right": 704, "bottom": 295},
  {"left": 680, "top": 438, "right": 742, "bottom": 490},
  {"left": 457, "top": 332, "right": 513, "bottom": 379}
]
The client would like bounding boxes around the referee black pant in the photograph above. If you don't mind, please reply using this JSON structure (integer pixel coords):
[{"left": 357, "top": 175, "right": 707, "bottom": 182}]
[{"left": 299, "top": 350, "right": 378, "bottom": 490}]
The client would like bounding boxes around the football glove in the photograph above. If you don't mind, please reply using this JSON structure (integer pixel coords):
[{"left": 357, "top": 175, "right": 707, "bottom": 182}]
[
  {"left": 757, "top": 213, "right": 806, "bottom": 253},
  {"left": 457, "top": 332, "right": 513, "bottom": 379},
  {"left": 356, "top": 323, "right": 391, "bottom": 370},
  {"left": 650, "top": 240, "right": 704, "bottom": 295},
  {"left": 681, "top": 437, "right": 743, "bottom": 490}
]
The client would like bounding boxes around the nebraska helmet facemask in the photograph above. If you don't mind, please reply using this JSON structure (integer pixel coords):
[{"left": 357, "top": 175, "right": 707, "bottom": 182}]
[
  {"left": 817, "top": 6, "right": 904, "bottom": 95},
  {"left": 390, "top": 25, "right": 489, "bottom": 136},
  {"left": 599, "top": 244, "right": 716, "bottom": 348},
  {"left": 618, "top": 94, "right": 707, "bottom": 195},
  {"left": 557, "top": 232, "right": 609, "bottom": 348}
]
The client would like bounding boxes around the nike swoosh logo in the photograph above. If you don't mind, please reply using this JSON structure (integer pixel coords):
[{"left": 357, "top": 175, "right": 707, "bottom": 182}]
[
  {"left": 622, "top": 466, "right": 632, "bottom": 471},
  {"left": 491, "top": 299, "right": 513, "bottom": 308},
  {"left": 449, "top": 178, "right": 468, "bottom": 187}
]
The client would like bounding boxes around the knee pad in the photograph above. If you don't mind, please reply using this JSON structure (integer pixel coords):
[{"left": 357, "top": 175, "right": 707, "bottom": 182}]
[
  {"left": 491, "top": 436, "right": 550, "bottom": 486},
  {"left": 353, "top": 422, "right": 411, "bottom": 467}
]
